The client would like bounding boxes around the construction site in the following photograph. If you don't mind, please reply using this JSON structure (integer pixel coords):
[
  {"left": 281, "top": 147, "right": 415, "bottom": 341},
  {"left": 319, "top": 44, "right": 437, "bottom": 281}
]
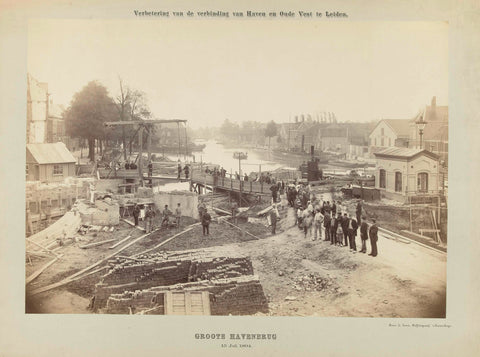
[{"left": 25, "top": 123, "right": 447, "bottom": 317}]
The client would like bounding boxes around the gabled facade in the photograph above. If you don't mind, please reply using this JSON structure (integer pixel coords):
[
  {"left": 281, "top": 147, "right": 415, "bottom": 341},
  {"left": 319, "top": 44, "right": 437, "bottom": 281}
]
[
  {"left": 369, "top": 119, "right": 411, "bottom": 156},
  {"left": 26, "top": 142, "right": 77, "bottom": 182},
  {"left": 374, "top": 147, "right": 440, "bottom": 202}
]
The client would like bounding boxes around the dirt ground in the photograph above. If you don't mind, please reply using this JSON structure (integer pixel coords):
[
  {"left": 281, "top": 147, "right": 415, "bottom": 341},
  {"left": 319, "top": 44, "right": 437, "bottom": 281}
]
[{"left": 26, "top": 191, "right": 446, "bottom": 317}]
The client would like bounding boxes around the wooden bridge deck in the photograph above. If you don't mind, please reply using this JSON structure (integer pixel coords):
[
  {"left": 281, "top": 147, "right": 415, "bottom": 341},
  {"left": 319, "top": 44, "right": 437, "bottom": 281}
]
[{"left": 191, "top": 173, "right": 271, "bottom": 196}]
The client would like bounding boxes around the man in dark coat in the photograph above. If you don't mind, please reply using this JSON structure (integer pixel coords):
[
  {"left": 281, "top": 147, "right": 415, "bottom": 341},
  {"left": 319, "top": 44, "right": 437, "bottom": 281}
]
[
  {"left": 202, "top": 209, "right": 211, "bottom": 236},
  {"left": 183, "top": 165, "right": 190, "bottom": 179},
  {"left": 270, "top": 183, "right": 279, "bottom": 203},
  {"left": 323, "top": 211, "right": 331, "bottom": 242},
  {"left": 359, "top": 216, "right": 369, "bottom": 253},
  {"left": 133, "top": 203, "right": 140, "bottom": 226},
  {"left": 347, "top": 214, "right": 358, "bottom": 252},
  {"left": 177, "top": 162, "right": 182, "bottom": 179},
  {"left": 369, "top": 218, "right": 379, "bottom": 257},
  {"left": 341, "top": 213, "right": 349, "bottom": 248},
  {"left": 356, "top": 200, "right": 363, "bottom": 225},
  {"left": 331, "top": 201, "right": 337, "bottom": 217}
]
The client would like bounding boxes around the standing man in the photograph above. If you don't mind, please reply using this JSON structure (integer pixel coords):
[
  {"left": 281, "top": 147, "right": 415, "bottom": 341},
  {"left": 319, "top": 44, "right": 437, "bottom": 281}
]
[
  {"left": 303, "top": 208, "right": 313, "bottom": 239},
  {"left": 145, "top": 206, "right": 156, "bottom": 233},
  {"left": 133, "top": 203, "right": 140, "bottom": 226},
  {"left": 323, "top": 211, "right": 331, "bottom": 242},
  {"left": 331, "top": 201, "right": 337, "bottom": 217},
  {"left": 332, "top": 212, "right": 342, "bottom": 245},
  {"left": 356, "top": 200, "right": 363, "bottom": 225},
  {"left": 270, "top": 183, "right": 279, "bottom": 204},
  {"left": 162, "top": 204, "right": 172, "bottom": 227},
  {"left": 175, "top": 203, "right": 182, "bottom": 227},
  {"left": 359, "top": 216, "right": 369, "bottom": 253},
  {"left": 347, "top": 214, "right": 358, "bottom": 252},
  {"left": 313, "top": 209, "right": 324, "bottom": 241},
  {"left": 148, "top": 161, "right": 153, "bottom": 177},
  {"left": 369, "top": 218, "right": 379, "bottom": 257},
  {"left": 177, "top": 161, "right": 182, "bottom": 180},
  {"left": 202, "top": 209, "right": 211, "bottom": 236},
  {"left": 341, "top": 213, "right": 349, "bottom": 248},
  {"left": 183, "top": 164, "right": 190, "bottom": 180},
  {"left": 269, "top": 204, "right": 280, "bottom": 235}
]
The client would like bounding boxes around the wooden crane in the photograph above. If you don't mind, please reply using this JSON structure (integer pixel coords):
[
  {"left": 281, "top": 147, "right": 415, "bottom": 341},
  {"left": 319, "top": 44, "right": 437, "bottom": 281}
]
[{"left": 104, "top": 119, "right": 187, "bottom": 186}]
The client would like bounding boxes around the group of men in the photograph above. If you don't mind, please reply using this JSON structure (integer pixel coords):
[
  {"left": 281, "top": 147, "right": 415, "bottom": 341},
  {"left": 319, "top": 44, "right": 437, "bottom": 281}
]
[
  {"left": 297, "top": 199, "right": 378, "bottom": 256},
  {"left": 132, "top": 202, "right": 183, "bottom": 233},
  {"left": 177, "top": 162, "right": 190, "bottom": 180}
]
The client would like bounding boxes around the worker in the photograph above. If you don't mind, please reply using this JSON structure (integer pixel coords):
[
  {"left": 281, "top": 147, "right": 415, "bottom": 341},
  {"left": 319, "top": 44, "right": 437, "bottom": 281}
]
[
  {"left": 133, "top": 203, "right": 140, "bottom": 226},
  {"left": 148, "top": 161, "right": 153, "bottom": 177},
  {"left": 175, "top": 203, "right": 182, "bottom": 227},
  {"left": 323, "top": 210, "right": 331, "bottom": 242},
  {"left": 269, "top": 204, "right": 280, "bottom": 235},
  {"left": 369, "top": 218, "right": 378, "bottom": 257},
  {"left": 313, "top": 208, "right": 324, "bottom": 241},
  {"left": 202, "top": 209, "right": 211, "bottom": 236},
  {"left": 162, "top": 205, "right": 172, "bottom": 227},
  {"left": 145, "top": 206, "right": 156, "bottom": 233},
  {"left": 356, "top": 200, "right": 363, "bottom": 225},
  {"left": 177, "top": 161, "right": 182, "bottom": 179},
  {"left": 183, "top": 164, "right": 190, "bottom": 179},
  {"left": 347, "top": 213, "right": 358, "bottom": 252}
]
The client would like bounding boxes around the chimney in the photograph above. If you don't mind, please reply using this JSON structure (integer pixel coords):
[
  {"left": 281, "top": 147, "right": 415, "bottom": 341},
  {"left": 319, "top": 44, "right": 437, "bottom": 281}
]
[{"left": 431, "top": 96, "right": 436, "bottom": 108}]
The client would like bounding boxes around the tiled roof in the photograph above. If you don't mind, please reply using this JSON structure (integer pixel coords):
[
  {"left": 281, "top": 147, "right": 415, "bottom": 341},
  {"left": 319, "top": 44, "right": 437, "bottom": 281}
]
[
  {"left": 383, "top": 119, "right": 411, "bottom": 137},
  {"left": 26, "top": 142, "right": 76, "bottom": 164}
]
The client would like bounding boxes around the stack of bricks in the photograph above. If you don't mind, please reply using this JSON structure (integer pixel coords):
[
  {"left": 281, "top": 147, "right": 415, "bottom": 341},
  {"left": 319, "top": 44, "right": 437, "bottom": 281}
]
[{"left": 95, "top": 248, "right": 269, "bottom": 315}]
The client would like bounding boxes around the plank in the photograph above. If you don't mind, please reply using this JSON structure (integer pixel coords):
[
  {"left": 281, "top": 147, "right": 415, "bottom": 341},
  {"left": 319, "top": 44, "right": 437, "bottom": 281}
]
[
  {"left": 79, "top": 239, "right": 116, "bottom": 249},
  {"left": 116, "top": 255, "right": 155, "bottom": 263},
  {"left": 26, "top": 238, "right": 60, "bottom": 257},
  {"left": 122, "top": 218, "right": 146, "bottom": 232},
  {"left": 26, "top": 256, "right": 61, "bottom": 285},
  {"left": 109, "top": 235, "right": 132, "bottom": 249},
  {"left": 29, "top": 228, "right": 160, "bottom": 296},
  {"left": 133, "top": 224, "right": 199, "bottom": 257},
  {"left": 220, "top": 218, "right": 260, "bottom": 240}
]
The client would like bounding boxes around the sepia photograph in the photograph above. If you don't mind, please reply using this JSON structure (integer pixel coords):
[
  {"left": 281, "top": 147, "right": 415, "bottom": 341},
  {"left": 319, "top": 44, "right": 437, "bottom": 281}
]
[{"left": 24, "top": 19, "right": 448, "bottom": 318}]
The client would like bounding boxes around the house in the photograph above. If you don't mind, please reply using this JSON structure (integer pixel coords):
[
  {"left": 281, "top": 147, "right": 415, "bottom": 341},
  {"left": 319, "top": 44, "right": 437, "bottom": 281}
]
[
  {"left": 26, "top": 142, "right": 77, "bottom": 182},
  {"left": 369, "top": 119, "right": 411, "bottom": 156},
  {"left": 374, "top": 147, "right": 441, "bottom": 202}
]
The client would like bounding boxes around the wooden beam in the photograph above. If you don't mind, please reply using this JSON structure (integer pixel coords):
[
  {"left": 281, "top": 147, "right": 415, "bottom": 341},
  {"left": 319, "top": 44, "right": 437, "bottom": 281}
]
[
  {"left": 109, "top": 235, "right": 132, "bottom": 249},
  {"left": 79, "top": 239, "right": 116, "bottom": 249},
  {"left": 116, "top": 256, "right": 155, "bottom": 263},
  {"left": 220, "top": 218, "right": 260, "bottom": 240},
  {"left": 26, "top": 238, "right": 61, "bottom": 258},
  {"left": 29, "top": 228, "right": 161, "bottom": 296},
  {"left": 26, "top": 256, "right": 61, "bottom": 285}
]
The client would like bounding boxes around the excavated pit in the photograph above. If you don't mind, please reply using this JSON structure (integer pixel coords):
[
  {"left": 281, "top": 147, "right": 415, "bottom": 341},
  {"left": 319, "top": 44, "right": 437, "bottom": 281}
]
[{"left": 93, "top": 249, "right": 269, "bottom": 315}]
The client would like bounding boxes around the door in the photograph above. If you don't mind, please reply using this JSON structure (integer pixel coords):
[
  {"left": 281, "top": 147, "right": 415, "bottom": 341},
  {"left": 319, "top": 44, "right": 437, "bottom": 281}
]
[{"left": 164, "top": 291, "right": 211, "bottom": 315}]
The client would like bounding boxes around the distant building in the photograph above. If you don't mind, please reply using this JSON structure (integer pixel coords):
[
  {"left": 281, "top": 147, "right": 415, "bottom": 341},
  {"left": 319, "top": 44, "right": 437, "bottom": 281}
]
[
  {"left": 369, "top": 119, "right": 411, "bottom": 156},
  {"left": 26, "top": 142, "right": 77, "bottom": 183},
  {"left": 318, "top": 125, "right": 349, "bottom": 155},
  {"left": 374, "top": 147, "right": 441, "bottom": 202},
  {"left": 410, "top": 96, "right": 448, "bottom": 164},
  {"left": 27, "top": 74, "right": 49, "bottom": 144}
]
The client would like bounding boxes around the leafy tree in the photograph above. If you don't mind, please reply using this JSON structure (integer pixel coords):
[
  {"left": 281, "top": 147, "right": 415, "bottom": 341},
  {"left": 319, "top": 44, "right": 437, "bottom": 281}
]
[
  {"left": 220, "top": 119, "right": 240, "bottom": 141},
  {"left": 65, "top": 81, "right": 115, "bottom": 161},
  {"left": 265, "top": 120, "right": 278, "bottom": 150}
]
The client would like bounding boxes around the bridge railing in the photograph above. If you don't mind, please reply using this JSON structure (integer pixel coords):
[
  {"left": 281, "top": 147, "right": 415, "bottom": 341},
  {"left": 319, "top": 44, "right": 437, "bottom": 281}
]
[{"left": 191, "top": 172, "right": 267, "bottom": 194}]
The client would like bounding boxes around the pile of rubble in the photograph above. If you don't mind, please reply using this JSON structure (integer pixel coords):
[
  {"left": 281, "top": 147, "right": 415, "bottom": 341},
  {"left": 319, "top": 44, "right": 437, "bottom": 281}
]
[{"left": 291, "top": 273, "right": 337, "bottom": 292}]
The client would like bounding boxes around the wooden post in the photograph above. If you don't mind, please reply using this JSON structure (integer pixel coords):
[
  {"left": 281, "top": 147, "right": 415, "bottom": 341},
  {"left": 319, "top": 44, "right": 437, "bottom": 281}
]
[
  {"left": 409, "top": 195, "right": 413, "bottom": 232},
  {"left": 138, "top": 125, "right": 144, "bottom": 187},
  {"left": 147, "top": 125, "right": 152, "bottom": 163}
]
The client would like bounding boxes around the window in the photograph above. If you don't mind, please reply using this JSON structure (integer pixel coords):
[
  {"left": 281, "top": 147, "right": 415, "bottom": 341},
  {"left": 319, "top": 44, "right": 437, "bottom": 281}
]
[
  {"left": 374, "top": 138, "right": 377, "bottom": 146},
  {"left": 417, "top": 173, "right": 428, "bottom": 192},
  {"left": 381, "top": 128, "right": 384, "bottom": 135},
  {"left": 379, "top": 169, "right": 386, "bottom": 188},
  {"left": 389, "top": 138, "right": 391, "bottom": 146},
  {"left": 395, "top": 172, "right": 402, "bottom": 192},
  {"left": 53, "top": 164, "right": 63, "bottom": 175},
  {"left": 381, "top": 138, "right": 384, "bottom": 146}
]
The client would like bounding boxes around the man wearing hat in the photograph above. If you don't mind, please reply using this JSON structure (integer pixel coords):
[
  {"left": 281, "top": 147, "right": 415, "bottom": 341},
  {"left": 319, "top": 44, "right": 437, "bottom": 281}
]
[
  {"left": 269, "top": 204, "right": 280, "bottom": 235},
  {"left": 369, "top": 218, "right": 379, "bottom": 257}
]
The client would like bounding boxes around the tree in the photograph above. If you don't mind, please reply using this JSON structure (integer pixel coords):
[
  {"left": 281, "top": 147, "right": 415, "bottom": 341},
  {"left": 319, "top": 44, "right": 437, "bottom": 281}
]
[
  {"left": 113, "top": 79, "right": 151, "bottom": 160},
  {"left": 265, "top": 120, "right": 278, "bottom": 150},
  {"left": 65, "top": 81, "right": 115, "bottom": 162},
  {"left": 220, "top": 119, "right": 240, "bottom": 141}
]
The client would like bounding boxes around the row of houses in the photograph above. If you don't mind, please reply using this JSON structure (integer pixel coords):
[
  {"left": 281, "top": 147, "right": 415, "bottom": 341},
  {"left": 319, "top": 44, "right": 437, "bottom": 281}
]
[{"left": 274, "top": 97, "right": 448, "bottom": 165}]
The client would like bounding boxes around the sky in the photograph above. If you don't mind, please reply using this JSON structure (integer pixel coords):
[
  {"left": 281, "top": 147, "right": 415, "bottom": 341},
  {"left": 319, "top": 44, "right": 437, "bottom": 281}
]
[{"left": 28, "top": 19, "right": 448, "bottom": 128}]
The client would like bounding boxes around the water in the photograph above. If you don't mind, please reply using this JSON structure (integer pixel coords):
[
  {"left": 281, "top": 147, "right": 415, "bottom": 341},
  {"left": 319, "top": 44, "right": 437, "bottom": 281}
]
[{"left": 163, "top": 140, "right": 290, "bottom": 175}]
